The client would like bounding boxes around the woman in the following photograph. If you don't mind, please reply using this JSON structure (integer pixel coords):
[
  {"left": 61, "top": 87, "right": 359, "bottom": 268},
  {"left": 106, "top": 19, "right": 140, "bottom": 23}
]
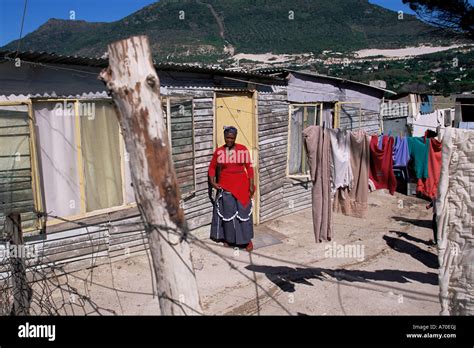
[{"left": 208, "top": 126, "right": 255, "bottom": 251}]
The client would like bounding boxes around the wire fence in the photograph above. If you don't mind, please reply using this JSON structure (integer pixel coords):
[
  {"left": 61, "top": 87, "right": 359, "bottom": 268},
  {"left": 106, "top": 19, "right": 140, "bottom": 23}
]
[{"left": 0, "top": 200, "right": 441, "bottom": 317}]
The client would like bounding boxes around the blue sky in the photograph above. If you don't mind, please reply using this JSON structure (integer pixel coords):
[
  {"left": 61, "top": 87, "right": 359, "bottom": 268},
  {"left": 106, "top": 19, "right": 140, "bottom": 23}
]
[{"left": 0, "top": 0, "right": 459, "bottom": 47}]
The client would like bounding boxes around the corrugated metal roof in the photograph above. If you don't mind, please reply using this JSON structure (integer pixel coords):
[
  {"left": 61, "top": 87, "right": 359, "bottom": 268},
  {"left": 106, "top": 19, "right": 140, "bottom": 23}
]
[
  {"left": 253, "top": 67, "right": 396, "bottom": 95},
  {"left": 289, "top": 70, "right": 396, "bottom": 94},
  {"left": 0, "top": 50, "right": 285, "bottom": 82}
]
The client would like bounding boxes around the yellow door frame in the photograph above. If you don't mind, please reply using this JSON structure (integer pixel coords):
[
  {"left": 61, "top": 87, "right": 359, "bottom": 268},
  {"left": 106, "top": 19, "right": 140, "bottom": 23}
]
[{"left": 213, "top": 91, "right": 260, "bottom": 224}]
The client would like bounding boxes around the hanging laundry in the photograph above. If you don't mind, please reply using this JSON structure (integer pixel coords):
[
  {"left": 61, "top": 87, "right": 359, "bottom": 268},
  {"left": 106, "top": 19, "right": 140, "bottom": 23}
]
[
  {"left": 392, "top": 135, "right": 410, "bottom": 184},
  {"left": 369, "top": 135, "right": 397, "bottom": 195},
  {"left": 409, "top": 94, "right": 420, "bottom": 118},
  {"left": 393, "top": 135, "right": 410, "bottom": 167},
  {"left": 333, "top": 130, "right": 370, "bottom": 218},
  {"left": 303, "top": 125, "right": 332, "bottom": 243},
  {"left": 328, "top": 128, "right": 353, "bottom": 193},
  {"left": 436, "top": 128, "right": 474, "bottom": 315},
  {"left": 378, "top": 134, "right": 384, "bottom": 150},
  {"left": 417, "top": 138, "right": 442, "bottom": 198},
  {"left": 407, "top": 136, "right": 430, "bottom": 179},
  {"left": 420, "top": 95, "right": 434, "bottom": 114}
]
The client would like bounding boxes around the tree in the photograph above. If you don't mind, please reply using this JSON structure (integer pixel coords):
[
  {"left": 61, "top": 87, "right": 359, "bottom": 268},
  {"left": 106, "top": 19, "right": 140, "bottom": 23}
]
[{"left": 402, "top": 0, "right": 474, "bottom": 38}]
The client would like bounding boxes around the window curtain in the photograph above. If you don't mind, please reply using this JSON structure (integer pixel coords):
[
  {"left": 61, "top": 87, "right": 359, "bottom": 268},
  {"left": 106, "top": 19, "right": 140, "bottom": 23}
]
[
  {"left": 33, "top": 102, "right": 82, "bottom": 218},
  {"left": 80, "top": 101, "right": 123, "bottom": 212},
  {"left": 289, "top": 107, "right": 303, "bottom": 175}
]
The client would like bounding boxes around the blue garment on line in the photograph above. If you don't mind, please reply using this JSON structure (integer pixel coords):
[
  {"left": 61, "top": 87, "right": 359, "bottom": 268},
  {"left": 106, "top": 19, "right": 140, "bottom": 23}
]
[
  {"left": 378, "top": 135, "right": 384, "bottom": 150},
  {"left": 393, "top": 135, "right": 410, "bottom": 167}
]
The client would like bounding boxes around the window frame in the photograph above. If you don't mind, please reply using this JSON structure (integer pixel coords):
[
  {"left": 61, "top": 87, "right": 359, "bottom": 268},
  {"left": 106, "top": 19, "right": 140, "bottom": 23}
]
[
  {"left": 286, "top": 103, "right": 323, "bottom": 179},
  {"left": 161, "top": 96, "right": 197, "bottom": 199},
  {"left": 31, "top": 98, "right": 136, "bottom": 228},
  {"left": 0, "top": 100, "right": 44, "bottom": 235}
]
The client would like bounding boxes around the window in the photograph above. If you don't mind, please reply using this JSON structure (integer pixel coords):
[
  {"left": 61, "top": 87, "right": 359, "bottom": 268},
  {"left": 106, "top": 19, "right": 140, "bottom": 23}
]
[
  {"left": 33, "top": 99, "right": 127, "bottom": 222},
  {"left": 460, "top": 99, "right": 474, "bottom": 122},
  {"left": 0, "top": 103, "right": 43, "bottom": 235},
  {"left": 28, "top": 97, "right": 195, "bottom": 226},
  {"left": 161, "top": 97, "right": 196, "bottom": 196},
  {"left": 287, "top": 104, "right": 322, "bottom": 177}
]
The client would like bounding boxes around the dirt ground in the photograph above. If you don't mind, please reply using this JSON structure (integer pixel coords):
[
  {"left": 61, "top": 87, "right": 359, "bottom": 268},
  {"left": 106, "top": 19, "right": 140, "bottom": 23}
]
[{"left": 27, "top": 189, "right": 440, "bottom": 316}]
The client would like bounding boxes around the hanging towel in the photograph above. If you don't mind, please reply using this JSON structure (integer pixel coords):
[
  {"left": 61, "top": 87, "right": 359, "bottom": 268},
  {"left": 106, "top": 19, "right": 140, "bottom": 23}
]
[
  {"left": 333, "top": 129, "right": 370, "bottom": 218},
  {"left": 407, "top": 136, "right": 430, "bottom": 179},
  {"left": 303, "top": 125, "right": 333, "bottom": 243},
  {"left": 393, "top": 135, "right": 410, "bottom": 167},
  {"left": 328, "top": 128, "right": 353, "bottom": 193},
  {"left": 369, "top": 135, "right": 397, "bottom": 195},
  {"left": 417, "top": 138, "right": 442, "bottom": 198}
]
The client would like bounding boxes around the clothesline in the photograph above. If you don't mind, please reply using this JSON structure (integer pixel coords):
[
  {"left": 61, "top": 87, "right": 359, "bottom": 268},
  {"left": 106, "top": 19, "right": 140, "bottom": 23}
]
[{"left": 303, "top": 125, "right": 442, "bottom": 244}]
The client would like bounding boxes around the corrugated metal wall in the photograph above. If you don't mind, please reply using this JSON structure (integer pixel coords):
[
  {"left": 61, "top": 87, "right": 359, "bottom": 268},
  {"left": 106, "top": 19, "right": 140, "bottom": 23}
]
[{"left": 257, "top": 90, "right": 313, "bottom": 223}]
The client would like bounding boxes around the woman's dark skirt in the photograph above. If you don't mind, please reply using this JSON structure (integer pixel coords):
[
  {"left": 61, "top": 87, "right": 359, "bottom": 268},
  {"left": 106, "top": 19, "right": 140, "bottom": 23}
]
[{"left": 210, "top": 190, "right": 253, "bottom": 246}]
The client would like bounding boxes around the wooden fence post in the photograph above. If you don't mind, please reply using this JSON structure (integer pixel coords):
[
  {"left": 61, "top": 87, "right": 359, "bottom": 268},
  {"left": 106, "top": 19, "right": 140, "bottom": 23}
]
[
  {"left": 100, "top": 35, "right": 202, "bottom": 315},
  {"left": 7, "top": 213, "right": 31, "bottom": 315}
]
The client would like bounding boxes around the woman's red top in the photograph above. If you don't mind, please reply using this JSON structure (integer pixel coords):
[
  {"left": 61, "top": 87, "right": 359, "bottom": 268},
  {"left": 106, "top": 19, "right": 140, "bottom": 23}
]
[{"left": 208, "top": 143, "right": 255, "bottom": 207}]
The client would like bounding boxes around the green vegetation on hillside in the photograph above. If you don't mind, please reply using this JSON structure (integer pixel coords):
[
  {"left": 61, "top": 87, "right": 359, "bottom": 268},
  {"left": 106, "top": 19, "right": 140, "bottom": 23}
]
[{"left": 2, "top": 0, "right": 457, "bottom": 60}]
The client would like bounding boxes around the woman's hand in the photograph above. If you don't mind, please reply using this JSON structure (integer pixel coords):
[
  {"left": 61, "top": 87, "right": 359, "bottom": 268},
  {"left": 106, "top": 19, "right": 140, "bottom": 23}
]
[{"left": 213, "top": 183, "right": 222, "bottom": 190}]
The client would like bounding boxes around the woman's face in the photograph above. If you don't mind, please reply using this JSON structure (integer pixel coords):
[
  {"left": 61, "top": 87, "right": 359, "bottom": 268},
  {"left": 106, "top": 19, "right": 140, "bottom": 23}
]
[{"left": 224, "top": 132, "right": 236, "bottom": 148}]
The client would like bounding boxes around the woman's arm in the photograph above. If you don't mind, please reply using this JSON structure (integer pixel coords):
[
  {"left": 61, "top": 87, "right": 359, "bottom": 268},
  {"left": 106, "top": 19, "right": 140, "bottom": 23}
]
[
  {"left": 243, "top": 147, "right": 255, "bottom": 197},
  {"left": 208, "top": 149, "right": 221, "bottom": 190},
  {"left": 209, "top": 175, "right": 221, "bottom": 190}
]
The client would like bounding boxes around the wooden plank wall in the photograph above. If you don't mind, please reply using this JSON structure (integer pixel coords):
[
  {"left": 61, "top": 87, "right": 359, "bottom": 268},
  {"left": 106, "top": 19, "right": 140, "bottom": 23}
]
[
  {"left": 257, "top": 90, "right": 313, "bottom": 223},
  {"left": 174, "top": 90, "right": 215, "bottom": 231},
  {"left": 2, "top": 87, "right": 314, "bottom": 276},
  {"left": 0, "top": 89, "right": 216, "bottom": 275}
]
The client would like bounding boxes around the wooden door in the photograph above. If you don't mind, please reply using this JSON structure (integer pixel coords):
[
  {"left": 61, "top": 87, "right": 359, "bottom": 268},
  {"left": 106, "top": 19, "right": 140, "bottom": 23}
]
[{"left": 215, "top": 92, "right": 259, "bottom": 224}]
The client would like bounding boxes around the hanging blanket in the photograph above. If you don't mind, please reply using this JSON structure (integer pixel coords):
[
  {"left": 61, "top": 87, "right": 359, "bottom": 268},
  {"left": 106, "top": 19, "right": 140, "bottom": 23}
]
[
  {"left": 417, "top": 138, "right": 442, "bottom": 198},
  {"left": 303, "top": 125, "right": 333, "bottom": 243},
  {"left": 369, "top": 135, "right": 397, "bottom": 195},
  {"left": 328, "top": 128, "right": 353, "bottom": 193}
]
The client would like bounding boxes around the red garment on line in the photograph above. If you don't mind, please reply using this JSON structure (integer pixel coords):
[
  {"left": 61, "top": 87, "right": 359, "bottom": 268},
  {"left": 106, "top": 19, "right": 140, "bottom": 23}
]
[
  {"left": 369, "top": 135, "right": 397, "bottom": 195},
  {"left": 417, "top": 138, "right": 442, "bottom": 199},
  {"left": 208, "top": 143, "right": 255, "bottom": 207}
]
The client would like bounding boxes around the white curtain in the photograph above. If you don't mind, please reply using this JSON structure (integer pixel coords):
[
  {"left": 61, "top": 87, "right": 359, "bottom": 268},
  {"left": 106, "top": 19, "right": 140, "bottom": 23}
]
[
  {"left": 289, "top": 107, "right": 303, "bottom": 175},
  {"left": 34, "top": 102, "right": 82, "bottom": 218}
]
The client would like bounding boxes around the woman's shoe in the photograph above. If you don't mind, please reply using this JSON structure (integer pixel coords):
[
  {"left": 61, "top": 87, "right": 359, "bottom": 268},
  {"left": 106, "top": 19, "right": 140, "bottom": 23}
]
[{"left": 245, "top": 241, "right": 254, "bottom": 252}]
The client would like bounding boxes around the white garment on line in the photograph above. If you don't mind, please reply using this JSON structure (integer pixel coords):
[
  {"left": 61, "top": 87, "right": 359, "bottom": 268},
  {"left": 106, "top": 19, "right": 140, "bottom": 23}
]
[{"left": 328, "top": 128, "right": 353, "bottom": 194}]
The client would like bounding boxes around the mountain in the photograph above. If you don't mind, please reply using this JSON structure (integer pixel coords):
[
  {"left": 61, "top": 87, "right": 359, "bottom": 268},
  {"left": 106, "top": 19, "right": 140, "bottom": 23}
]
[{"left": 1, "top": 0, "right": 458, "bottom": 63}]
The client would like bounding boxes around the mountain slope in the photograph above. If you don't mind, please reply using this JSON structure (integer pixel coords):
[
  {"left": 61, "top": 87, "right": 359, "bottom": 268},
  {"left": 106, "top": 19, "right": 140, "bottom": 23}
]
[{"left": 1, "top": 0, "right": 457, "bottom": 62}]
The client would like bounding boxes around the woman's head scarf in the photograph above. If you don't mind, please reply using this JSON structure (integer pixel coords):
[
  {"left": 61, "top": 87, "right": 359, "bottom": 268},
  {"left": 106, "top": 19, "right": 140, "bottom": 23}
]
[{"left": 223, "top": 126, "right": 238, "bottom": 136}]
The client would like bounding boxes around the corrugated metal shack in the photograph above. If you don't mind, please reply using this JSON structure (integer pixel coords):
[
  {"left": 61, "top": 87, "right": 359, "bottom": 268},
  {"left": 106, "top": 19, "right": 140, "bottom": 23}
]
[
  {"left": 0, "top": 53, "right": 394, "bottom": 274},
  {"left": 0, "top": 50, "right": 286, "bottom": 272},
  {"left": 382, "top": 92, "right": 456, "bottom": 136},
  {"left": 253, "top": 69, "right": 395, "bottom": 223}
]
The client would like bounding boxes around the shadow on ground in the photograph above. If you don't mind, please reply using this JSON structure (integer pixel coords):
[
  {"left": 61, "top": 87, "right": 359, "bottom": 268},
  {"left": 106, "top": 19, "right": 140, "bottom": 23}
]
[
  {"left": 392, "top": 216, "right": 432, "bottom": 229},
  {"left": 245, "top": 264, "right": 438, "bottom": 293},
  {"left": 391, "top": 231, "right": 432, "bottom": 246},
  {"left": 383, "top": 235, "right": 439, "bottom": 269}
]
